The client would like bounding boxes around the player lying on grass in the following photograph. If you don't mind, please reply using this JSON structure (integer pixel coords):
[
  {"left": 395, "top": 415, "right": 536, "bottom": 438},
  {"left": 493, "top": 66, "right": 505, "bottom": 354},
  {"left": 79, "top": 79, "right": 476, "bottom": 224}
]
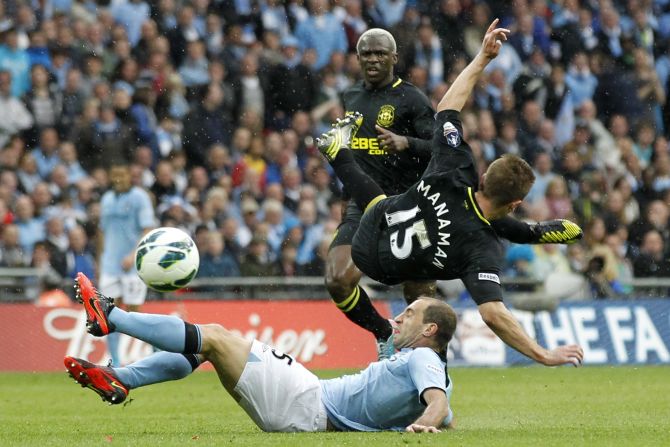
[
  {"left": 65, "top": 272, "right": 456, "bottom": 433},
  {"left": 315, "top": 20, "right": 584, "bottom": 367}
]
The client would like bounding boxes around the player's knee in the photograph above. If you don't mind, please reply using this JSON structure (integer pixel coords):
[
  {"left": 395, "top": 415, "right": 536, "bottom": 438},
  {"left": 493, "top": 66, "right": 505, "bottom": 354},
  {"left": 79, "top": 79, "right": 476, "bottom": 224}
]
[{"left": 199, "top": 323, "right": 234, "bottom": 355}]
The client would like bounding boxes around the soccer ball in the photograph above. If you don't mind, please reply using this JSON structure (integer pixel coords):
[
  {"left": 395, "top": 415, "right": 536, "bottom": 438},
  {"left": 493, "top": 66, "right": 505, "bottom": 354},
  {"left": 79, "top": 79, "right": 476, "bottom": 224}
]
[{"left": 135, "top": 227, "right": 200, "bottom": 292}]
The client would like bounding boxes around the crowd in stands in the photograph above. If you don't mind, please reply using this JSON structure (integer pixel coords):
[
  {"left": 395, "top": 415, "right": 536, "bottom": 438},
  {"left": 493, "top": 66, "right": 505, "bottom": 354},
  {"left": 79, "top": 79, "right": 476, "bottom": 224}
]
[{"left": 1, "top": 0, "right": 670, "bottom": 302}]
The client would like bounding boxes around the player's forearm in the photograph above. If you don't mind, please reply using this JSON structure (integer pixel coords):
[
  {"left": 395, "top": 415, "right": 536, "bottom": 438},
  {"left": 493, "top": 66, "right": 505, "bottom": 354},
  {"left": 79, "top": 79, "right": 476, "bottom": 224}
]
[
  {"left": 437, "top": 53, "right": 489, "bottom": 113},
  {"left": 413, "top": 402, "right": 450, "bottom": 428},
  {"left": 478, "top": 301, "right": 548, "bottom": 364}
]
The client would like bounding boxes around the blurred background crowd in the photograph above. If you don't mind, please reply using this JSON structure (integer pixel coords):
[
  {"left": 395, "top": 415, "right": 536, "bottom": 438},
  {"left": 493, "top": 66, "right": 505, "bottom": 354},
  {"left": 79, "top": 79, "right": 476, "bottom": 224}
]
[{"left": 1, "top": 0, "right": 670, "bottom": 303}]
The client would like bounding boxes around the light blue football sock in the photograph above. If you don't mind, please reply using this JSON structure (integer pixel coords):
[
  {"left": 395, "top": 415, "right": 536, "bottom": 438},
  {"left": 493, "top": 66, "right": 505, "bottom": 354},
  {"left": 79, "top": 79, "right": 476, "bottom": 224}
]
[
  {"left": 106, "top": 332, "right": 122, "bottom": 367},
  {"left": 108, "top": 307, "right": 200, "bottom": 353},
  {"left": 113, "top": 352, "right": 200, "bottom": 389}
]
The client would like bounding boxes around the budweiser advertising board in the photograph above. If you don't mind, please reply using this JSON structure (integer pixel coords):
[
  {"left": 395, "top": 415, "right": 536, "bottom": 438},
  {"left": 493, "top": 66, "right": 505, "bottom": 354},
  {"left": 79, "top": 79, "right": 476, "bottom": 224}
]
[{"left": 0, "top": 301, "right": 388, "bottom": 371}]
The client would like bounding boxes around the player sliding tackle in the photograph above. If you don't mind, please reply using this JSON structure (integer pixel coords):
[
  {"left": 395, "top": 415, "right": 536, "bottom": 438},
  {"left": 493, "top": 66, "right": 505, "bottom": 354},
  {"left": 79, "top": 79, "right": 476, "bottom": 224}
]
[
  {"left": 66, "top": 273, "right": 457, "bottom": 433},
  {"left": 317, "top": 20, "right": 584, "bottom": 367}
]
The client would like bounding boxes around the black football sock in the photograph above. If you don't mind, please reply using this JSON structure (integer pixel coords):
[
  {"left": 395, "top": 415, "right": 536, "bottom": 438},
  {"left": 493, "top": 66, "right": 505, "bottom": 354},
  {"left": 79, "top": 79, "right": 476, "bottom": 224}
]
[
  {"left": 335, "top": 286, "right": 392, "bottom": 341},
  {"left": 330, "top": 150, "right": 386, "bottom": 211}
]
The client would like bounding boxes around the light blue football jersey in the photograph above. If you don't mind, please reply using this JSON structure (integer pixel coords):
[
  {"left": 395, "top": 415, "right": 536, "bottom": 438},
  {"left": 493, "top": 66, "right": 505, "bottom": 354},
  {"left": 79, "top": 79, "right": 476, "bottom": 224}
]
[
  {"left": 320, "top": 347, "right": 453, "bottom": 431},
  {"left": 100, "top": 187, "right": 155, "bottom": 276}
]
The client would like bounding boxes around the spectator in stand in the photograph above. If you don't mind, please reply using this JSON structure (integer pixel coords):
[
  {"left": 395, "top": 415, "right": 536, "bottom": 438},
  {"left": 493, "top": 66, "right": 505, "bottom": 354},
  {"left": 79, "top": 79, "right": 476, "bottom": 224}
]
[
  {"left": 633, "top": 121, "right": 657, "bottom": 169},
  {"left": 597, "top": 7, "right": 625, "bottom": 63},
  {"left": 632, "top": 229, "right": 670, "bottom": 278},
  {"left": 261, "top": 198, "right": 291, "bottom": 258},
  {"left": 178, "top": 39, "right": 210, "bottom": 89},
  {"left": 267, "top": 35, "right": 318, "bottom": 128},
  {"left": 31, "top": 127, "right": 61, "bottom": 179},
  {"left": 23, "top": 64, "right": 62, "bottom": 143},
  {"left": 531, "top": 176, "right": 575, "bottom": 221},
  {"left": 294, "top": 198, "right": 323, "bottom": 266},
  {"left": 0, "top": 70, "right": 33, "bottom": 148},
  {"left": 0, "top": 223, "right": 28, "bottom": 267},
  {"left": 628, "top": 199, "right": 670, "bottom": 252},
  {"left": 77, "top": 102, "right": 135, "bottom": 171},
  {"left": 509, "top": 13, "right": 550, "bottom": 62},
  {"left": 17, "top": 152, "right": 41, "bottom": 194},
  {"left": 277, "top": 239, "right": 299, "bottom": 276},
  {"left": 0, "top": 27, "right": 30, "bottom": 98},
  {"left": 31, "top": 240, "right": 69, "bottom": 307},
  {"left": 295, "top": 0, "right": 348, "bottom": 71},
  {"left": 221, "top": 216, "right": 246, "bottom": 259},
  {"left": 198, "top": 230, "right": 240, "bottom": 279},
  {"left": 525, "top": 152, "right": 557, "bottom": 205},
  {"left": 407, "top": 20, "right": 444, "bottom": 91},
  {"left": 14, "top": 194, "right": 45, "bottom": 253},
  {"left": 632, "top": 48, "right": 666, "bottom": 131},
  {"left": 58, "top": 141, "right": 87, "bottom": 185},
  {"left": 65, "top": 224, "right": 95, "bottom": 281},
  {"left": 42, "top": 215, "right": 69, "bottom": 277},
  {"left": 297, "top": 235, "right": 330, "bottom": 276},
  {"left": 183, "top": 83, "right": 232, "bottom": 167},
  {"left": 239, "top": 235, "right": 280, "bottom": 277},
  {"left": 146, "top": 160, "right": 173, "bottom": 205},
  {"left": 565, "top": 52, "right": 598, "bottom": 109},
  {"left": 110, "top": 0, "right": 151, "bottom": 47}
]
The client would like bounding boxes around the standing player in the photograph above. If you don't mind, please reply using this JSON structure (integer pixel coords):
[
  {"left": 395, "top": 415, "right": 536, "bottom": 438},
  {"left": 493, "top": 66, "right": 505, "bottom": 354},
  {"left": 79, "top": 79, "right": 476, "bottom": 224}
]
[
  {"left": 329, "top": 28, "right": 582, "bottom": 358},
  {"left": 66, "top": 272, "right": 458, "bottom": 432},
  {"left": 317, "top": 20, "right": 584, "bottom": 367},
  {"left": 98, "top": 163, "right": 155, "bottom": 366}
]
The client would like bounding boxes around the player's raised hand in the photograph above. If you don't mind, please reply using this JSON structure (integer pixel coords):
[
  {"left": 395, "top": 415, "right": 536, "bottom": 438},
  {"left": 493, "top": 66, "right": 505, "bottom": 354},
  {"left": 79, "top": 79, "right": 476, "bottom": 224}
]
[
  {"left": 405, "top": 424, "right": 442, "bottom": 433},
  {"left": 542, "top": 344, "right": 584, "bottom": 367},
  {"left": 480, "top": 19, "right": 510, "bottom": 60},
  {"left": 375, "top": 125, "right": 409, "bottom": 152}
]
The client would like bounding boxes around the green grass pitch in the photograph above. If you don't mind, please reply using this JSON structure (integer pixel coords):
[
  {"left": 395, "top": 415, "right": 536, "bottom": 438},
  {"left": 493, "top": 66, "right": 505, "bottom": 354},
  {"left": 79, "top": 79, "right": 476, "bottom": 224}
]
[{"left": 1, "top": 366, "right": 669, "bottom": 446}]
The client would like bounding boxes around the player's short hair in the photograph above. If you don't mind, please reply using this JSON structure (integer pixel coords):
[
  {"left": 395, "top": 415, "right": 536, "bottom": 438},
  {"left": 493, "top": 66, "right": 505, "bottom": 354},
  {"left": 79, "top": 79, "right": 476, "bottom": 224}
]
[
  {"left": 482, "top": 154, "right": 535, "bottom": 207},
  {"left": 421, "top": 298, "right": 457, "bottom": 350},
  {"left": 356, "top": 28, "right": 397, "bottom": 54}
]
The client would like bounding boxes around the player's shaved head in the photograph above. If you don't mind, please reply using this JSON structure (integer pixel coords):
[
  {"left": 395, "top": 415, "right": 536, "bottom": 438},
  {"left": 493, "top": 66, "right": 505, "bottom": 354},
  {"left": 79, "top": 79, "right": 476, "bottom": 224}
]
[{"left": 356, "top": 28, "right": 397, "bottom": 53}]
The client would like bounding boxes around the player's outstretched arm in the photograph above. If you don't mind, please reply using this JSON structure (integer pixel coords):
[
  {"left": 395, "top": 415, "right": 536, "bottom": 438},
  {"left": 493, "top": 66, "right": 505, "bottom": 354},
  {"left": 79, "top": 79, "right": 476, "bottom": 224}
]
[
  {"left": 478, "top": 301, "right": 584, "bottom": 367},
  {"left": 406, "top": 388, "right": 450, "bottom": 433},
  {"left": 437, "top": 19, "right": 509, "bottom": 113},
  {"left": 492, "top": 216, "right": 583, "bottom": 244}
]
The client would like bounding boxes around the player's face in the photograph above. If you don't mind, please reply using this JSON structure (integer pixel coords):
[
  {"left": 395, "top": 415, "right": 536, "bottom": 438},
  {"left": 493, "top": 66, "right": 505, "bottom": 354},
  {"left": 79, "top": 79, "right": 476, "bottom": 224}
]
[
  {"left": 109, "top": 166, "right": 131, "bottom": 193},
  {"left": 392, "top": 299, "right": 431, "bottom": 350},
  {"left": 357, "top": 36, "right": 397, "bottom": 87}
]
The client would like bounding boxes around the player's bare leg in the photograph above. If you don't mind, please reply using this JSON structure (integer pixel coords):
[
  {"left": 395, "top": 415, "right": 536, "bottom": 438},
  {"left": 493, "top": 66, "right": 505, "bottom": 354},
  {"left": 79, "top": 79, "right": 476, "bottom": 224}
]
[
  {"left": 325, "top": 245, "right": 363, "bottom": 305},
  {"left": 197, "top": 324, "right": 252, "bottom": 399}
]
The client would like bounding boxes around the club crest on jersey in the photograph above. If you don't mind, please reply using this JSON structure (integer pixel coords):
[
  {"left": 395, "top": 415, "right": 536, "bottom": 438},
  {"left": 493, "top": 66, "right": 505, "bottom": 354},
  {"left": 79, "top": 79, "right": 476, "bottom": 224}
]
[
  {"left": 443, "top": 122, "right": 460, "bottom": 147},
  {"left": 376, "top": 105, "right": 395, "bottom": 127}
]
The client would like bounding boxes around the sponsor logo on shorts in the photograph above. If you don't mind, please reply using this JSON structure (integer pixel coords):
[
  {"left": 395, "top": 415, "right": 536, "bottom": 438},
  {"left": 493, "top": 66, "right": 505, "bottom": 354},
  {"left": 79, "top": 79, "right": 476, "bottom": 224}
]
[{"left": 478, "top": 272, "right": 500, "bottom": 284}]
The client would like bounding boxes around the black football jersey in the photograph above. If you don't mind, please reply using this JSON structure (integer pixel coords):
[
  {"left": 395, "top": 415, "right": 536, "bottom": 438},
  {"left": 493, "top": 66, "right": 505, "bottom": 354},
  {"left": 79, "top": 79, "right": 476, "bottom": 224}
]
[
  {"left": 342, "top": 78, "right": 434, "bottom": 196},
  {"left": 373, "top": 110, "right": 504, "bottom": 304}
]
